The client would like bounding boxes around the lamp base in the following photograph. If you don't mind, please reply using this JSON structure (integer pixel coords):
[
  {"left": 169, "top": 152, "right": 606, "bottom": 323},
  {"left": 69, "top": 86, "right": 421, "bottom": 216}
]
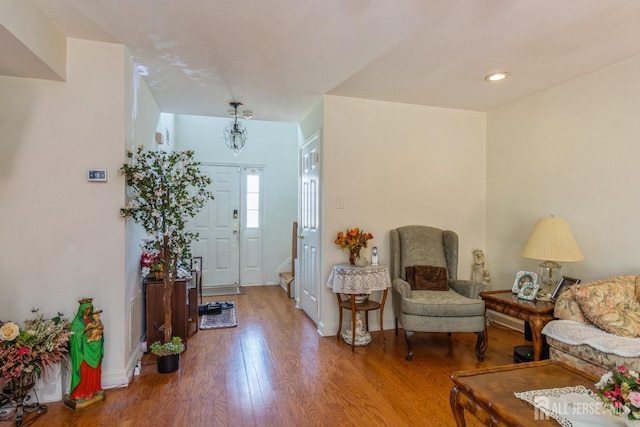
[{"left": 539, "top": 260, "right": 561, "bottom": 296}]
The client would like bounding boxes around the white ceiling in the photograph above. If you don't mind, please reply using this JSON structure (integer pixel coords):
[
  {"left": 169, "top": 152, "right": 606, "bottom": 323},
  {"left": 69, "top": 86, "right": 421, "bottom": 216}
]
[{"left": 11, "top": 0, "right": 640, "bottom": 122}]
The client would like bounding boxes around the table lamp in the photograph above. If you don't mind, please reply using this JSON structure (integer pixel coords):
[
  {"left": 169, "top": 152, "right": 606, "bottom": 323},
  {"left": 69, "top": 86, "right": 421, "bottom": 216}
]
[{"left": 520, "top": 216, "right": 584, "bottom": 295}]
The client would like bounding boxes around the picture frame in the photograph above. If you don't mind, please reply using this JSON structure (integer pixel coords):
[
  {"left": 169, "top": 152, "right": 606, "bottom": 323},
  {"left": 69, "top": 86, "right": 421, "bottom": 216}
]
[
  {"left": 512, "top": 271, "right": 538, "bottom": 294},
  {"left": 87, "top": 169, "right": 107, "bottom": 182},
  {"left": 518, "top": 281, "right": 540, "bottom": 301},
  {"left": 190, "top": 256, "right": 203, "bottom": 304},
  {"left": 551, "top": 276, "right": 581, "bottom": 302},
  {"left": 190, "top": 256, "right": 202, "bottom": 273}
]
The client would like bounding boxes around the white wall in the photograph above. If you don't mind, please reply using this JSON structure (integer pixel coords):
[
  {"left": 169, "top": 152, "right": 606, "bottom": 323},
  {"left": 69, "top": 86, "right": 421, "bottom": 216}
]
[
  {"left": 320, "top": 95, "right": 487, "bottom": 335},
  {"left": 174, "top": 114, "right": 299, "bottom": 285},
  {"left": 299, "top": 100, "right": 324, "bottom": 142},
  {"left": 123, "top": 58, "right": 163, "bottom": 377},
  {"left": 487, "top": 54, "right": 640, "bottom": 289},
  {"left": 0, "top": 39, "right": 132, "bottom": 387},
  {"left": 0, "top": 0, "right": 66, "bottom": 80}
]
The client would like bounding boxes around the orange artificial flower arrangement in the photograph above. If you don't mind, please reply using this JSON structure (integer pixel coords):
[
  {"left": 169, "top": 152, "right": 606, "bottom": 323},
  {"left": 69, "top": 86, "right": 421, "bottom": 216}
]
[{"left": 335, "top": 228, "right": 374, "bottom": 252}]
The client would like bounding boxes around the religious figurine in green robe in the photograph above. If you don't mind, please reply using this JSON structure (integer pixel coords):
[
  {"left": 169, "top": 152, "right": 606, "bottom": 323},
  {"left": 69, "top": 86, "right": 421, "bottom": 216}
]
[{"left": 68, "top": 298, "right": 104, "bottom": 401}]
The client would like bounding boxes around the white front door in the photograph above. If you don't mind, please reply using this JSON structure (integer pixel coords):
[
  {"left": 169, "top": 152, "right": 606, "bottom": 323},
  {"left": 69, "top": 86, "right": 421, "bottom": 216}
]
[
  {"left": 190, "top": 164, "right": 264, "bottom": 287},
  {"left": 191, "top": 165, "right": 241, "bottom": 287},
  {"left": 298, "top": 131, "right": 321, "bottom": 323}
]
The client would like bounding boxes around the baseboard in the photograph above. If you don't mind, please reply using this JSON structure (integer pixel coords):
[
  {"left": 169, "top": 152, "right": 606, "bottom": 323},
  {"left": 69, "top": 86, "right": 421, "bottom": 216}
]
[
  {"left": 102, "top": 344, "right": 144, "bottom": 390},
  {"left": 486, "top": 309, "right": 525, "bottom": 333},
  {"left": 102, "top": 369, "right": 131, "bottom": 390},
  {"left": 316, "top": 320, "right": 329, "bottom": 337}
]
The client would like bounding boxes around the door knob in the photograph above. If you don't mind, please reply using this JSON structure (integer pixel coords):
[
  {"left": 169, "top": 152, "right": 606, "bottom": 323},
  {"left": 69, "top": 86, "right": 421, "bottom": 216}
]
[
  {"left": 233, "top": 230, "right": 238, "bottom": 235},
  {"left": 298, "top": 233, "right": 304, "bottom": 239}
]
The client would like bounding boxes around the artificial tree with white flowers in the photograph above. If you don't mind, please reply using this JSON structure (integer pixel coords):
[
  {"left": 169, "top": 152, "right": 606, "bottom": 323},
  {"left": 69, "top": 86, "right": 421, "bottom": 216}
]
[{"left": 120, "top": 146, "right": 214, "bottom": 344}]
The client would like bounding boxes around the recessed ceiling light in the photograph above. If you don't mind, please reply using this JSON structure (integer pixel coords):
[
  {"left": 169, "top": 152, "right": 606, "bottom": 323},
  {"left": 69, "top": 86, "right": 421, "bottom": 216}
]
[{"left": 485, "top": 72, "right": 509, "bottom": 82}]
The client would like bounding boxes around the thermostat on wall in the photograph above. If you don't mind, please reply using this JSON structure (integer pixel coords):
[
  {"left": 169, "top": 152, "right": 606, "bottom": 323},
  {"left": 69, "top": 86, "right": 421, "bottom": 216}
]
[
  {"left": 88, "top": 169, "right": 107, "bottom": 182},
  {"left": 155, "top": 128, "right": 170, "bottom": 145}
]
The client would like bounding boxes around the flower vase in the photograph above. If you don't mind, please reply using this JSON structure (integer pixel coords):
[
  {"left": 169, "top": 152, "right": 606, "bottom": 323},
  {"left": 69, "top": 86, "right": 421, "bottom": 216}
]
[
  {"left": 152, "top": 264, "right": 164, "bottom": 280},
  {"left": 349, "top": 248, "right": 361, "bottom": 265},
  {"left": 2, "top": 371, "right": 39, "bottom": 425}
]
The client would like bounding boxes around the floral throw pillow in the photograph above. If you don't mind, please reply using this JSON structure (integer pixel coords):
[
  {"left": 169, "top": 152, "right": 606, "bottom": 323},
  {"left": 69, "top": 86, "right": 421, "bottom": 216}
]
[
  {"left": 571, "top": 277, "right": 640, "bottom": 338},
  {"left": 553, "top": 288, "right": 589, "bottom": 324}
]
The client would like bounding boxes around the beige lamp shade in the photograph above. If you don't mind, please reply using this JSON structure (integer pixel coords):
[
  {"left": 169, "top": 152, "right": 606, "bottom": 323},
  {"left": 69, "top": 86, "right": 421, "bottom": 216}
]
[{"left": 521, "top": 217, "right": 585, "bottom": 262}]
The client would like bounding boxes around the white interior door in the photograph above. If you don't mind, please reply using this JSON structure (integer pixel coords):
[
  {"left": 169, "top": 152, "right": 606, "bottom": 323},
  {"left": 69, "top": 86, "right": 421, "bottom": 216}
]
[
  {"left": 299, "top": 132, "right": 321, "bottom": 323},
  {"left": 191, "top": 165, "right": 241, "bottom": 287}
]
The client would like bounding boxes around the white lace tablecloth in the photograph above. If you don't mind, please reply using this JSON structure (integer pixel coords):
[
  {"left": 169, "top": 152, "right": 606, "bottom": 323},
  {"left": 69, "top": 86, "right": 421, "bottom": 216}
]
[
  {"left": 514, "top": 386, "right": 626, "bottom": 427},
  {"left": 326, "top": 264, "right": 391, "bottom": 294}
]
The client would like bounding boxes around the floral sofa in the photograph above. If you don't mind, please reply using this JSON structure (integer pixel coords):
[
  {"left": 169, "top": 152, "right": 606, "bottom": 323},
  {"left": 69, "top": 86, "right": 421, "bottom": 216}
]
[{"left": 541, "top": 275, "right": 640, "bottom": 377}]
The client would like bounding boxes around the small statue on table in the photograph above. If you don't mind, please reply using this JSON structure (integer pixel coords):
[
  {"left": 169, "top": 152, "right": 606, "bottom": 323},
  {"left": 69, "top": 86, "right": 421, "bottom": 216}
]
[
  {"left": 64, "top": 298, "right": 106, "bottom": 411},
  {"left": 341, "top": 312, "right": 372, "bottom": 346},
  {"left": 471, "top": 249, "right": 491, "bottom": 290}
]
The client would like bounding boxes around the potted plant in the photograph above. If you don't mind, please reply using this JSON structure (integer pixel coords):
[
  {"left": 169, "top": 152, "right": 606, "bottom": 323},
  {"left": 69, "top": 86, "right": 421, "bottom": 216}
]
[
  {"left": 150, "top": 336, "right": 184, "bottom": 373},
  {"left": 120, "top": 147, "right": 214, "bottom": 347},
  {"left": 0, "top": 309, "right": 70, "bottom": 401}
]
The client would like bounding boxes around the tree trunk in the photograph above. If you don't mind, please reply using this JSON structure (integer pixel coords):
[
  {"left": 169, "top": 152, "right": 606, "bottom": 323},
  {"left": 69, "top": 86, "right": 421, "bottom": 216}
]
[{"left": 162, "top": 236, "right": 173, "bottom": 343}]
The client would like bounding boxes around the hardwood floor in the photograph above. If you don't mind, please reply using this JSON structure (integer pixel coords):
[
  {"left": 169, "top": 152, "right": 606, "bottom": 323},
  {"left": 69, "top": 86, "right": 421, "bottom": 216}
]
[{"left": 27, "top": 286, "right": 527, "bottom": 427}]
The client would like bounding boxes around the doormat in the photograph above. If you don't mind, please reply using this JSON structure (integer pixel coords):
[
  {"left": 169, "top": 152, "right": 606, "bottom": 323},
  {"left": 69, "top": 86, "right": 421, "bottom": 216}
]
[
  {"left": 202, "top": 286, "right": 245, "bottom": 297},
  {"left": 199, "top": 303, "right": 237, "bottom": 330}
]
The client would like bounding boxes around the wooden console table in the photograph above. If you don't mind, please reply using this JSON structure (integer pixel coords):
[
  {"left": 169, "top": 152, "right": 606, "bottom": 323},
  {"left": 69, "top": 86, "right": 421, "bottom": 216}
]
[
  {"left": 480, "top": 290, "right": 555, "bottom": 361},
  {"left": 327, "top": 264, "right": 390, "bottom": 351}
]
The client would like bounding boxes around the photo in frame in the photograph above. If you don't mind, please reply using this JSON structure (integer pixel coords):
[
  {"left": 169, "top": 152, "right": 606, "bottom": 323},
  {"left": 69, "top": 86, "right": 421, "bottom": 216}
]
[
  {"left": 190, "top": 256, "right": 203, "bottom": 304},
  {"left": 551, "top": 276, "right": 581, "bottom": 302},
  {"left": 512, "top": 271, "right": 538, "bottom": 294},
  {"left": 518, "top": 281, "right": 540, "bottom": 301}
]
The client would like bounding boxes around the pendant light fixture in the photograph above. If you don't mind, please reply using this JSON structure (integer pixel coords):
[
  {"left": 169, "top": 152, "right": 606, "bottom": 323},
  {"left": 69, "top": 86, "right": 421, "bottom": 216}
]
[{"left": 224, "top": 101, "right": 248, "bottom": 156}]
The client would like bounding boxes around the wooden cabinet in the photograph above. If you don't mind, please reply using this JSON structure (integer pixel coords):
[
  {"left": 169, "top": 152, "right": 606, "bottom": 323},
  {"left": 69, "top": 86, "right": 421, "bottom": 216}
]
[{"left": 145, "top": 277, "right": 198, "bottom": 349}]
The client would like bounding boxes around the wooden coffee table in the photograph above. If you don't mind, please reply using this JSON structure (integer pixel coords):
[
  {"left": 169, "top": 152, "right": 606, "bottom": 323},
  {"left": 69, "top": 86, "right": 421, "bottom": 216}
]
[
  {"left": 480, "top": 290, "right": 555, "bottom": 361},
  {"left": 450, "top": 360, "right": 598, "bottom": 426}
]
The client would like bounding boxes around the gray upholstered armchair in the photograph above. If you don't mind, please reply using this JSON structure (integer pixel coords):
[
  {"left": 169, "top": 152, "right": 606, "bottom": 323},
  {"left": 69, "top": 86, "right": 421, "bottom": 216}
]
[{"left": 390, "top": 225, "right": 486, "bottom": 361}]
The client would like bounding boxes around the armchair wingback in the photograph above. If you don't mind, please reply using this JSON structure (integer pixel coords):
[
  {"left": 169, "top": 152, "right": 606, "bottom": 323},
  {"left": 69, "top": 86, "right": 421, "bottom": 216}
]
[
  {"left": 390, "top": 225, "right": 486, "bottom": 361},
  {"left": 391, "top": 226, "right": 458, "bottom": 282}
]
